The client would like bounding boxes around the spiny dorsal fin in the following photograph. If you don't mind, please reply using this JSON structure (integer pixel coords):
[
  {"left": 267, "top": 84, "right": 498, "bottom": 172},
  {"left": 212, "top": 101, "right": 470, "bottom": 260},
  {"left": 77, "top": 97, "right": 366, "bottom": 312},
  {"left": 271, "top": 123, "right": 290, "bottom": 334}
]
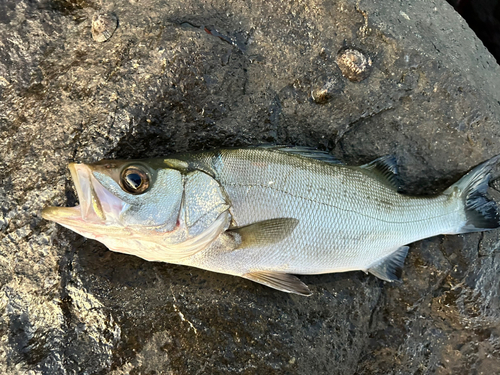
[
  {"left": 359, "top": 155, "right": 400, "bottom": 190},
  {"left": 259, "top": 145, "right": 344, "bottom": 165},
  {"left": 228, "top": 218, "right": 299, "bottom": 248},
  {"left": 367, "top": 245, "right": 409, "bottom": 282},
  {"left": 243, "top": 271, "right": 312, "bottom": 296}
]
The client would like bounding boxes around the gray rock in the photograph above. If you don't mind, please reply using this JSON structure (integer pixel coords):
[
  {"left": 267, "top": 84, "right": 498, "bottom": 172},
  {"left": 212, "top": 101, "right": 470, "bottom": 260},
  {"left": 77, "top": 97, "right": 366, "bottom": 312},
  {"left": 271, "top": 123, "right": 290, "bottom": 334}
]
[
  {"left": 1, "top": 0, "right": 499, "bottom": 373},
  {"left": 446, "top": 0, "right": 500, "bottom": 63}
]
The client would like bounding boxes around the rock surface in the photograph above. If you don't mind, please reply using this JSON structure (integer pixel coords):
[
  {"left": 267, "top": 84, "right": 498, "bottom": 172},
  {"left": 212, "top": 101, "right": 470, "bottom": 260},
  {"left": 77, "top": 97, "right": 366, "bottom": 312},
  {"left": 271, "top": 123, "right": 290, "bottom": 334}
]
[
  {"left": 1, "top": 0, "right": 500, "bottom": 373},
  {"left": 447, "top": 0, "right": 500, "bottom": 63}
]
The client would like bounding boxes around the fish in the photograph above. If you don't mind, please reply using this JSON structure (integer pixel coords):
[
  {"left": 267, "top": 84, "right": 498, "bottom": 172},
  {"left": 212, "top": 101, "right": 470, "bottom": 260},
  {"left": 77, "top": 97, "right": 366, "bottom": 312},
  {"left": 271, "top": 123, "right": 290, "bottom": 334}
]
[{"left": 42, "top": 147, "right": 500, "bottom": 296}]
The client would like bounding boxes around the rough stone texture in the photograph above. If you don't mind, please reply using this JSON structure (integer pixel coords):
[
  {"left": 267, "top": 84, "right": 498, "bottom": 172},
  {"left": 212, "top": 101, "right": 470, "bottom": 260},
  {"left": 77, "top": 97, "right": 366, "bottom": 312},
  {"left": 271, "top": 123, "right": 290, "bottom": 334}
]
[
  {"left": 447, "top": 0, "right": 500, "bottom": 63},
  {"left": 1, "top": 0, "right": 500, "bottom": 373}
]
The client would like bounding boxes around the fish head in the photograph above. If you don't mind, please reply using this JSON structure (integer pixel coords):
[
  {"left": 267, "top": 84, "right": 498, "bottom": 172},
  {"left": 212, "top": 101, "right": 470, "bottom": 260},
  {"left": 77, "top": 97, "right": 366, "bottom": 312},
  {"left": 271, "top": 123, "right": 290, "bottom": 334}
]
[{"left": 42, "top": 159, "right": 184, "bottom": 242}]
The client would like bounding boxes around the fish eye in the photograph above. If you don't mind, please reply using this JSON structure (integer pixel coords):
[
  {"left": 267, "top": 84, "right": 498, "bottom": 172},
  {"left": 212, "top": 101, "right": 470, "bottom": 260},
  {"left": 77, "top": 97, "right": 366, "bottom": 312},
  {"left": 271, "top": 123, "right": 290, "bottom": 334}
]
[{"left": 120, "top": 166, "right": 150, "bottom": 194}]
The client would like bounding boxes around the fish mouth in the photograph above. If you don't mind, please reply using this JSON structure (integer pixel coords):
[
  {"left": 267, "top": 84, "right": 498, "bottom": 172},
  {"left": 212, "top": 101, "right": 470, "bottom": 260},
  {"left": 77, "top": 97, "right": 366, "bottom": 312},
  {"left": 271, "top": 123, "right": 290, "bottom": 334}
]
[{"left": 42, "top": 163, "right": 124, "bottom": 227}]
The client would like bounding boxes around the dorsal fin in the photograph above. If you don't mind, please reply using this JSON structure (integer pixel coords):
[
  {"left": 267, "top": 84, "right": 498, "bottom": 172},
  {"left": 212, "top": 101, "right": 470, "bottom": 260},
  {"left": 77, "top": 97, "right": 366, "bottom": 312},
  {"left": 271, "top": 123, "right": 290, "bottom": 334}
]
[
  {"left": 261, "top": 146, "right": 343, "bottom": 165},
  {"left": 359, "top": 155, "right": 400, "bottom": 190}
]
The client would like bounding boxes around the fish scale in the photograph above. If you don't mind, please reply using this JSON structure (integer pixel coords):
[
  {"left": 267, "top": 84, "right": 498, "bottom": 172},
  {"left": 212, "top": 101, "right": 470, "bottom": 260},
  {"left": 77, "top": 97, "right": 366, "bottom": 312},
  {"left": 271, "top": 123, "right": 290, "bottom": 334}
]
[{"left": 191, "top": 149, "right": 458, "bottom": 274}]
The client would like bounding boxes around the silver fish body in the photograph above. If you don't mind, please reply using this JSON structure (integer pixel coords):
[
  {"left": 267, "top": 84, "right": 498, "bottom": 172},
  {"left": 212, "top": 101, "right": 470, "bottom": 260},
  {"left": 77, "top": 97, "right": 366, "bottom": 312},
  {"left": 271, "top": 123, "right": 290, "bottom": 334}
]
[{"left": 42, "top": 148, "right": 500, "bottom": 295}]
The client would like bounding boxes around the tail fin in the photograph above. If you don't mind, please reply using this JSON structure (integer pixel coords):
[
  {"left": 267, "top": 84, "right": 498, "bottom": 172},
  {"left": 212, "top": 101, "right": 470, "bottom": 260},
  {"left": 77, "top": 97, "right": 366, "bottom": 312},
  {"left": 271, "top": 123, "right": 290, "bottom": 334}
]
[{"left": 445, "top": 155, "right": 500, "bottom": 233}]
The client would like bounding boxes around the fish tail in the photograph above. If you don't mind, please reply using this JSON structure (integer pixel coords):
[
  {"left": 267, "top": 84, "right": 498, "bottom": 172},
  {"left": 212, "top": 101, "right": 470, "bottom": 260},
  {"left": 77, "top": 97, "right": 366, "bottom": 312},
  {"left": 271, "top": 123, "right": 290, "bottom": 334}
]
[{"left": 445, "top": 155, "right": 500, "bottom": 233}]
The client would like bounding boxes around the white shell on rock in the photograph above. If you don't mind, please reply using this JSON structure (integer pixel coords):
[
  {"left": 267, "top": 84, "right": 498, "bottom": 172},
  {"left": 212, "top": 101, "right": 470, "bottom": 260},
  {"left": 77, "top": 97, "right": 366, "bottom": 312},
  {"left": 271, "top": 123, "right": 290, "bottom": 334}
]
[
  {"left": 336, "top": 47, "right": 372, "bottom": 82},
  {"left": 91, "top": 12, "right": 118, "bottom": 43}
]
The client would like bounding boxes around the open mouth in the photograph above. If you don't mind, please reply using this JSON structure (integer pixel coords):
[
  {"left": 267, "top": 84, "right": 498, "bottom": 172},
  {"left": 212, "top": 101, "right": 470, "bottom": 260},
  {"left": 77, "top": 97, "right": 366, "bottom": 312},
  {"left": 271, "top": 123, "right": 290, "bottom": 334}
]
[{"left": 42, "top": 163, "right": 124, "bottom": 226}]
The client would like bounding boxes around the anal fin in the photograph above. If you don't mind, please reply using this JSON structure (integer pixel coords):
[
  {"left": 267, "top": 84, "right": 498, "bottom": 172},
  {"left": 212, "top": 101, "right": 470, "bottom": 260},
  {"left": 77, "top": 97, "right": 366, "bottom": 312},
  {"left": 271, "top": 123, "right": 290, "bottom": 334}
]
[
  {"left": 367, "top": 246, "right": 409, "bottom": 282},
  {"left": 243, "top": 271, "right": 312, "bottom": 296}
]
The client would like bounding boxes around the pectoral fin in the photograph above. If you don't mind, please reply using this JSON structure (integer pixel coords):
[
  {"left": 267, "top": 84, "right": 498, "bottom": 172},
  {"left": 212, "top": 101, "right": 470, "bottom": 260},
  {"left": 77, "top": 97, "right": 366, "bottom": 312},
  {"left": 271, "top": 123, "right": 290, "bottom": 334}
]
[
  {"left": 228, "top": 218, "right": 299, "bottom": 249},
  {"left": 243, "top": 271, "right": 312, "bottom": 296},
  {"left": 367, "top": 246, "right": 409, "bottom": 282}
]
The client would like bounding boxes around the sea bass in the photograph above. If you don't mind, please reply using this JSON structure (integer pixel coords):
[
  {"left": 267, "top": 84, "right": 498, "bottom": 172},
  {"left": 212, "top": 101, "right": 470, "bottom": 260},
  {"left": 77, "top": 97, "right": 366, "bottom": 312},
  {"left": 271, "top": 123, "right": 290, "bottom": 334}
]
[{"left": 42, "top": 148, "right": 500, "bottom": 295}]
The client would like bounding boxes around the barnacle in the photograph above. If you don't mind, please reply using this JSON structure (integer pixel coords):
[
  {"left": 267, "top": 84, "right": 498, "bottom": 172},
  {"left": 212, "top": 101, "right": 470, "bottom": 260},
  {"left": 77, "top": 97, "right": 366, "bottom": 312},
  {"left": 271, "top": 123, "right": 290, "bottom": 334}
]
[
  {"left": 91, "top": 12, "right": 118, "bottom": 43},
  {"left": 336, "top": 47, "right": 372, "bottom": 82}
]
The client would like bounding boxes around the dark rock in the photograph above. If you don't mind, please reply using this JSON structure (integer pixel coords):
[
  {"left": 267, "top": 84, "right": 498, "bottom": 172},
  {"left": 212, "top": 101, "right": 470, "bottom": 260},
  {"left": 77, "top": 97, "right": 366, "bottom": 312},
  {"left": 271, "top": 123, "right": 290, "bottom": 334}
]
[
  {"left": 447, "top": 0, "right": 500, "bottom": 64},
  {"left": 0, "top": 0, "right": 499, "bottom": 373}
]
